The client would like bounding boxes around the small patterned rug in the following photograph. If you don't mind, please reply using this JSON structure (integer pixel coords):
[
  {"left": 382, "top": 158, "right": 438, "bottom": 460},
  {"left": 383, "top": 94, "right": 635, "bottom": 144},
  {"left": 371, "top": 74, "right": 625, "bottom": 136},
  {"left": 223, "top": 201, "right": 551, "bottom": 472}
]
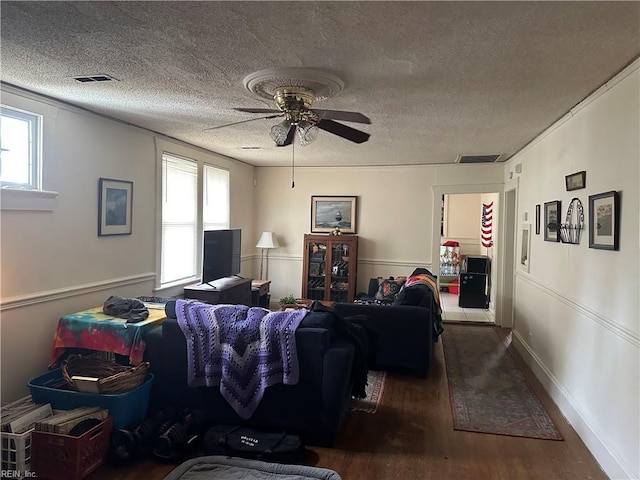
[
  {"left": 443, "top": 325, "right": 563, "bottom": 440},
  {"left": 349, "top": 370, "right": 386, "bottom": 413}
]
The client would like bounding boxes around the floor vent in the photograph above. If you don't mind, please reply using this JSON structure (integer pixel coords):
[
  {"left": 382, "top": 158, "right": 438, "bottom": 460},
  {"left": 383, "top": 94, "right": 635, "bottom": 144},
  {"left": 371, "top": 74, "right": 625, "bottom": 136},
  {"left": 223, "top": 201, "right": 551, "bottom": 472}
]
[
  {"left": 73, "top": 74, "right": 118, "bottom": 83},
  {"left": 456, "top": 154, "right": 502, "bottom": 164}
]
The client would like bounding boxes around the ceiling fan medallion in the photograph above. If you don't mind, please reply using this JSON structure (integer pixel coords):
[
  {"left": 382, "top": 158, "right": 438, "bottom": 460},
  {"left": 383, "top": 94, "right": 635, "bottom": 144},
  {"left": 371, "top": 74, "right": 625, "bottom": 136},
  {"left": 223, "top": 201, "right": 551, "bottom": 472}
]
[{"left": 242, "top": 68, "right": 345, "bottom": 102}]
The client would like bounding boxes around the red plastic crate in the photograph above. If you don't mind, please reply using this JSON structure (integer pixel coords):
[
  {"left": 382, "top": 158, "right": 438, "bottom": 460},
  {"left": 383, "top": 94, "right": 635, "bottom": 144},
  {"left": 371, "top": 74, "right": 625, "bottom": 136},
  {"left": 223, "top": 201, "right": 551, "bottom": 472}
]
[{"left": 30, "top": 416, "right": 112, "bottom": 480}]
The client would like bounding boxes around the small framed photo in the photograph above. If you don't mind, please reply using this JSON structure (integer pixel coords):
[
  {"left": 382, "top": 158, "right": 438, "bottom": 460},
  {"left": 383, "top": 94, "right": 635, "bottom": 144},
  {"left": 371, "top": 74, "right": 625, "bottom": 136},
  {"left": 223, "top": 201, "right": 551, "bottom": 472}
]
[
  {"left": 535, "top": 204, "right": 541, "bottom": 235},
  {"left": 588, "top": 190, "right": 620, "bottom": 250},
  {"left": 98, "top": 178, "right": 133, "bottom": 236},
  {"left": 565, "top": 171, "right": 586, "bottom": 191},
  {"left": 519, "top": 222, "right": 531, "bottom": 272},
  {"left": 311, "top": 196, "right": 357, "bottom": 234},
  {"left": 544, "top": 200, "right": 561, "bottom": 242}
]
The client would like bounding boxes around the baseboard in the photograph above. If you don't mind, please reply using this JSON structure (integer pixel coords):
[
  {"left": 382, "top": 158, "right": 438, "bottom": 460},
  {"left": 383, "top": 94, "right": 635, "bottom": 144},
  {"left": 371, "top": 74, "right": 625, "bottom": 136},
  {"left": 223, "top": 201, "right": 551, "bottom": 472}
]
[{"left": 512, "top": 331, "right": 635, "bottom": 480}]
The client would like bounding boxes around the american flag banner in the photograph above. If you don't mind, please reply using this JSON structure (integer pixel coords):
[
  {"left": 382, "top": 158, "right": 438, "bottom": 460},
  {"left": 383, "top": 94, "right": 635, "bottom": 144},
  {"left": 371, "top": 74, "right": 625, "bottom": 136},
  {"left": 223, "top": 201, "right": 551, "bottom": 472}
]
[{"left": 481, "top": 202, "right": 493, "bottom": 247}]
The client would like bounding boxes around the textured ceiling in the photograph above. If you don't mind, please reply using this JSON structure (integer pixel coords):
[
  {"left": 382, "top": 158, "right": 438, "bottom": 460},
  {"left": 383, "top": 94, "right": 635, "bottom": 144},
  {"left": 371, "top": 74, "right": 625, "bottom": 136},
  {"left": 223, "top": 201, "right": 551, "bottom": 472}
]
[{"left": 1, "top": 1, "right": 639, "bottom": 167}]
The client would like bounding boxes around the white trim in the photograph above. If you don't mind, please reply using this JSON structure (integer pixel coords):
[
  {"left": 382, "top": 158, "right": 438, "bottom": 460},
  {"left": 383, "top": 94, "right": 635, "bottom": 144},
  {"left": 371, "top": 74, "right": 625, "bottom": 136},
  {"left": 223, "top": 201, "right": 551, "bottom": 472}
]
[
  {"left": 515, "top": 271, "right": 639, "bottom": 348},
  {"left": 1, "top": 187, "right": 58, "bottom": 211},
  {"left": 513, "top": 331, "right": 636, "bottom": 480},
  {"left": 0, "top": 273, "right": 156, "bottom": 311}
]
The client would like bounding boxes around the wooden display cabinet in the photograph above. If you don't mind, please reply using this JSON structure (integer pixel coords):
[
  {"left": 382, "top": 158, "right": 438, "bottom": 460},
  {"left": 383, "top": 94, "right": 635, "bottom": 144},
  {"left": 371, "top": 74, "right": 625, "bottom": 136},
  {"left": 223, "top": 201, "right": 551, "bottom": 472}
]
[{"left": 302, "top": 234, "right": 358, "bottom": 303}]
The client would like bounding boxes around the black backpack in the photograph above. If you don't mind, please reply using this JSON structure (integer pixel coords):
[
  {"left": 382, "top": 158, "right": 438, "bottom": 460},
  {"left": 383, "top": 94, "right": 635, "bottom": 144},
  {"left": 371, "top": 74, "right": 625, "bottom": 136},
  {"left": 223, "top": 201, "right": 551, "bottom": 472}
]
[{"left": 203, "top": 425, "right": 306, "bottom": 464}]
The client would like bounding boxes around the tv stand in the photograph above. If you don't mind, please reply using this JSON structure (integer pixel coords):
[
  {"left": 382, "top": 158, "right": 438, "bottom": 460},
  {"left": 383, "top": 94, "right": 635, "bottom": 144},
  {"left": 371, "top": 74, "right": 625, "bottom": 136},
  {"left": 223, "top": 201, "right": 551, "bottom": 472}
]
[{"left": 184, "top": 276, "right": 252, "bottom": 305}]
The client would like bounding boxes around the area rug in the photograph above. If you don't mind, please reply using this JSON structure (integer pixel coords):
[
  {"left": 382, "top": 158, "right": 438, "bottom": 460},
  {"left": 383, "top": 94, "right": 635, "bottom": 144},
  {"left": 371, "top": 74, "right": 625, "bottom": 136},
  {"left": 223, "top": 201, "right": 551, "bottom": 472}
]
[
  {"left": 349, "top": 370, "right": 386, "bottom": 413},
  {"left": 442, "top": 325, "right": 563, "bottom": 440},
  {"left": 163, "top": 455, "right": 341, "bottom": 480}
]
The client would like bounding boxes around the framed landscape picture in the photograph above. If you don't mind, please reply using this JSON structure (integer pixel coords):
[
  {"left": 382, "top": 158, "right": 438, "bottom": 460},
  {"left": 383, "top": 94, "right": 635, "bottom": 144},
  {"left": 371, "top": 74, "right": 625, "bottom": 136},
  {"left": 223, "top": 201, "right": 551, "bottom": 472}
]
[
  {"left": 544, "top": 200, "right": 561, "bottom": 242},
  {"left": 98, "top": 177, "right": 133, "bottom": 236},
  {"left": 589, "top": 190, "right": 620, "bottom": 250},
  {"left": 565, "top": 171, "right": 586, "bottom": 191},
  {"left": 311, "top": 196, "right": 357, "bottom": 233}
]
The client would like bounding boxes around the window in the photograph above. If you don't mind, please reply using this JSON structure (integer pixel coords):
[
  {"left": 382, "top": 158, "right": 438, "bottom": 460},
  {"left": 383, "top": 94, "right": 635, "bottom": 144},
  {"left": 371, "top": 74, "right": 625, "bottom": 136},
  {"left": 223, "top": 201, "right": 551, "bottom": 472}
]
[
  {"left": 0, "top": 105, "right": 41, "bottom": 189},
  {"left": 161, "top": 154, "right": 198, "bottom": 285},
  {"left": 160, "top": 154, "right": 230, "bottom": 287},
  {"left": 203, "top": 164, "right": 229, "bottom": 231}
]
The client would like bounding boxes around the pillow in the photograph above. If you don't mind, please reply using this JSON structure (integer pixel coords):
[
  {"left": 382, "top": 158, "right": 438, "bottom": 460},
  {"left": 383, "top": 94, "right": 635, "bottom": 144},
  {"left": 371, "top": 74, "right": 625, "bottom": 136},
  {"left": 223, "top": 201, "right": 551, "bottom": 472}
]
[{"left": 374, "top": 277, "right": 404, "bottom": 302}]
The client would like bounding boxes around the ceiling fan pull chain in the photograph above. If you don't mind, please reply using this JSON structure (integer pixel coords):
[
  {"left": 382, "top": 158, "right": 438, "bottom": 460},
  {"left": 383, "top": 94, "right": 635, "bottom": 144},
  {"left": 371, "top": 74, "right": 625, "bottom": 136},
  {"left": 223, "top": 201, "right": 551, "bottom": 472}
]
[{"left": 291, "top": 140, "right": 295, "bottom": 188}]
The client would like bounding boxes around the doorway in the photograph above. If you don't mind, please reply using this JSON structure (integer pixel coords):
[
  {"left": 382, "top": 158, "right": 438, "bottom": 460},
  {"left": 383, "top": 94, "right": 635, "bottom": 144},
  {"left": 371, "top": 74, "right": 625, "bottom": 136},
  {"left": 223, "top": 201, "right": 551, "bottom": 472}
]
[
  {"left": 431, "top": 183, "right": 504, "bottom": 325},
  {"left": 438, "top": 193, "right": 496, "bottom": 323}
]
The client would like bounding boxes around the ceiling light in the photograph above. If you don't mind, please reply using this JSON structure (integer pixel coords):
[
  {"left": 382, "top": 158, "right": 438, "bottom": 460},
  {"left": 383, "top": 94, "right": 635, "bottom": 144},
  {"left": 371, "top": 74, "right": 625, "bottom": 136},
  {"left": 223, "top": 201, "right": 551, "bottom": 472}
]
[
  {"left": 270, "top": 120, "right": 291, "bottom": 146},
  {"left": 297, "top": 120, "right": 319, "bottom": 146}
]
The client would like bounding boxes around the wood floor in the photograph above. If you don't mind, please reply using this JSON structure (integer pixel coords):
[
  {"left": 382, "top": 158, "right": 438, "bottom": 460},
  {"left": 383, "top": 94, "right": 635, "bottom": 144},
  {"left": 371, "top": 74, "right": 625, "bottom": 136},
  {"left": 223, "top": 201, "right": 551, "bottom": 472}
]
[{"left": 87, "top": 326, "right": 607, "bottom": 480}]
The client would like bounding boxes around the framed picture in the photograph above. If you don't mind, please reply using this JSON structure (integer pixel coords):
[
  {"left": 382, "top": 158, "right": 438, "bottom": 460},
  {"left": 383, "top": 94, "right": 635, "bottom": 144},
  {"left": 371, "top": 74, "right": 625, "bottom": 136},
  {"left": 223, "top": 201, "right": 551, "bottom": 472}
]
[
  {"left": 565, "top": 171, "right": 586, "bottom": 191},
  {"left": 98, "top": 178, "right": 133, "bottom": 236},
  {"left": 588, "top": 190, "right": 620, "bottom": 250},
  {"left": 535, "top": 204, "right": 541, "bottom": 235},
  {"left": 311, "top": 196, "right": 357, "bottom": 233},
  {"left": 519, "top": 223, "right": 531, "bottom": 272},
  {"left": 544, "top": 200, "right": 561, "bottom": 242}
]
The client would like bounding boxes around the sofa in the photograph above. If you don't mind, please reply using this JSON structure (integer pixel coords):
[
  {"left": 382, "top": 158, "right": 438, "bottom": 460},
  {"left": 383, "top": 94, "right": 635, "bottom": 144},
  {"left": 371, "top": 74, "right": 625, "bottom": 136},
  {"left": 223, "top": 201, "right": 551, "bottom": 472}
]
[
  {"left": 334, "top": 272, "right": 442, "bottom": 378},
  {"left": 142, "top": 302, "right": 356, "bottom": 446}
]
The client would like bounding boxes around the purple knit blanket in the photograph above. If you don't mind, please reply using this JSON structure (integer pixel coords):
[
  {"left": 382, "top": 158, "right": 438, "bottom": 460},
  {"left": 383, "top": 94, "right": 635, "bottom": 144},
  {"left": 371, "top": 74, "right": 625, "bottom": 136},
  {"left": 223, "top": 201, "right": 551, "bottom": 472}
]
[{"left": 175, "top": 300, "right": 307, "bottom": 419}]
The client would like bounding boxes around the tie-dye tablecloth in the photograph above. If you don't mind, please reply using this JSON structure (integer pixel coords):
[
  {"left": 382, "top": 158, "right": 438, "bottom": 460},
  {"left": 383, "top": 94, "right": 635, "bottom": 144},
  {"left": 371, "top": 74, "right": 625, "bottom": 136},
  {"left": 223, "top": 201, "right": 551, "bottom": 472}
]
[{"left": 49, "top": 305, "right": 166, "bottom": 367}]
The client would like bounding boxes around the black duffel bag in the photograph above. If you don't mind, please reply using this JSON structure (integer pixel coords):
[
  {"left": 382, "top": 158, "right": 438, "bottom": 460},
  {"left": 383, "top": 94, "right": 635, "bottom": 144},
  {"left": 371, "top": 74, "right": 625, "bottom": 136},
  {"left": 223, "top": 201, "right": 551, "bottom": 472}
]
[{"left": 203, "top": 425, "right": 306, "bottom": 464}]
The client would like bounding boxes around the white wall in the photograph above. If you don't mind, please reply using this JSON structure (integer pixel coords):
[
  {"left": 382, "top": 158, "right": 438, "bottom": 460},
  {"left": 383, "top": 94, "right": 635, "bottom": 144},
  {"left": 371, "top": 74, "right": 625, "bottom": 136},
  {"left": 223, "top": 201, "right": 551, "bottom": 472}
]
[
  {"left": 253, "top": 164, "right": 504, "bottom": 302},
  {"left": 443, "top": 193, "right": 482, "bottom": 255},
  {"left": 506, "top": 62, "right": 640, "bottom": 479},
  {"left": 0, "top": 87, "right": 256, "bottom": 402}
]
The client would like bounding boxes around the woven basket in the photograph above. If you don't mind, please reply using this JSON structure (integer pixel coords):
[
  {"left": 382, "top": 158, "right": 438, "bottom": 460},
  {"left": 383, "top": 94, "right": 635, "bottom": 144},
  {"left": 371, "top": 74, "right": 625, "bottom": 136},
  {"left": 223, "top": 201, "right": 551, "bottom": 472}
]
[{"left": 61, "top": 354, "right": 149, "bottom": 394}]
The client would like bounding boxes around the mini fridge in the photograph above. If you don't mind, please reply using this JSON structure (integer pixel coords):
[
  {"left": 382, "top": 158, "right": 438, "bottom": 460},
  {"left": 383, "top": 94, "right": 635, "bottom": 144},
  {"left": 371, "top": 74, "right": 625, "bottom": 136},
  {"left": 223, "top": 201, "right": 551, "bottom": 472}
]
[{"left": 459, "top": 255, "right": 489, "bottom": 308}]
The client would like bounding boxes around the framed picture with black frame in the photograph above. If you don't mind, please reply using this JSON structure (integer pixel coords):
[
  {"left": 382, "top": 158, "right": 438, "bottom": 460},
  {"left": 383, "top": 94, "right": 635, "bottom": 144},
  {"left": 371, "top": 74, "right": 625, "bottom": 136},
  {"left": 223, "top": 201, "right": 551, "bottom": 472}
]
[
  {"left": 588, "top": 190, "right": 620, "bottom": 250},
  {"left": 535, "top": 204, "right": 541, "bottom": 235},
  {"left": 544, "top": 200, "right": 561, "bottom": 242},
  {"left": 565, "top": 171, "right": 586, "bottom": 191},
  {"left": 98, "top": 177, "right": 133, "bottom": 236}
]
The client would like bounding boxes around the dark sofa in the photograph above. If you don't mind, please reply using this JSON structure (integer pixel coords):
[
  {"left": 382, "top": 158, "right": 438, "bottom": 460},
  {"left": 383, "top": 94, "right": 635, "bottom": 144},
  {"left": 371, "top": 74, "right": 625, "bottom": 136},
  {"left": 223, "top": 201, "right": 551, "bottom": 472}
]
[
  {"left": 143, "top": 304, "right": 356, "bottom": 446},
  {"left": 334, "top": 273, "right": 442, "bottom": 378}
]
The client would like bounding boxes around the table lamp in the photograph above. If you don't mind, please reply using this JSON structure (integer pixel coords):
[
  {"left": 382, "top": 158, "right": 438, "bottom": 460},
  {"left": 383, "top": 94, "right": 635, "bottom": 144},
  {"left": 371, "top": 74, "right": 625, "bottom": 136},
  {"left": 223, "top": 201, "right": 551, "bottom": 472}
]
[{"left": 256, "top": 231, "right": 280, "bottom": 280}]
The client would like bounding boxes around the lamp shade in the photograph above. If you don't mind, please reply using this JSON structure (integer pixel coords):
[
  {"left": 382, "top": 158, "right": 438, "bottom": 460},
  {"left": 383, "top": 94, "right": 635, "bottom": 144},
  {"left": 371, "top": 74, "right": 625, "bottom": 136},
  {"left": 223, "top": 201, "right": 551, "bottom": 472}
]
[{"left": 256, "top": 231, "right": 280, "bottom": 249}]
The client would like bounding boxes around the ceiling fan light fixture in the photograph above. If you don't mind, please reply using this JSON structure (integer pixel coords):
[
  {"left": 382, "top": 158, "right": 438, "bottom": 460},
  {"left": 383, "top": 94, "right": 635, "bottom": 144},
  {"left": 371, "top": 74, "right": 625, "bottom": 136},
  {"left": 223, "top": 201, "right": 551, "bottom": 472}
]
[
  {"left": 297, "top": 120, "right": 319, "bottom": 146},
  {"left": 270, "top": 120, "right": 292, "bottom": 145}
]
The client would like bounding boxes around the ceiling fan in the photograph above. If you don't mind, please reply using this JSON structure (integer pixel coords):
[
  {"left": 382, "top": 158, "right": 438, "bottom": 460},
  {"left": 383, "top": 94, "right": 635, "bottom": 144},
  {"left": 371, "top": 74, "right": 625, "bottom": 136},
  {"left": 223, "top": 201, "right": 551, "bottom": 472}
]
[{"left": 207, "top": 85, "right": 371, "bottom": 147}]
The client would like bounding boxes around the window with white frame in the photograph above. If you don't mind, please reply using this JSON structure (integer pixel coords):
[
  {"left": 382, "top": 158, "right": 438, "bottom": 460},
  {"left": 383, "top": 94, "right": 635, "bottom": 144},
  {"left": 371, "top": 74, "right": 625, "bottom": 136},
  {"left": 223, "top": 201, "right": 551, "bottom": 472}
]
[
  {"left": 203, "top": 164, "right": 230, "bottom": 231},
  {"left": 0, "top": 105, "right": 41, "bottom": 189},
  {"left": 160, "top": 153, "right": 230, "bottom": 286}
]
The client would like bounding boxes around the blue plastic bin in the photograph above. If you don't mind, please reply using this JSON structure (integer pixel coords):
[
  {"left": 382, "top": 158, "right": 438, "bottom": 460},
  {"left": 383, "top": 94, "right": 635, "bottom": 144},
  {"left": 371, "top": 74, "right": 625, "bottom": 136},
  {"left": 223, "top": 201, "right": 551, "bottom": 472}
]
[{"left": 28, "top": 369, "right": 153, "bottom": 429}]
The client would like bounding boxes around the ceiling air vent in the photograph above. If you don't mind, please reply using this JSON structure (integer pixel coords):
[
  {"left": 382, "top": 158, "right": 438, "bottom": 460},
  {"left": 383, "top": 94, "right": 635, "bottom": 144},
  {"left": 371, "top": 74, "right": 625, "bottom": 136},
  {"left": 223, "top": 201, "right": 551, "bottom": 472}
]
[
  {"left": 456, "top": 154, "right": 502, "bottom": 164},
  {"left": 73, "top": 74, "right": 118, "bottom": 83}
]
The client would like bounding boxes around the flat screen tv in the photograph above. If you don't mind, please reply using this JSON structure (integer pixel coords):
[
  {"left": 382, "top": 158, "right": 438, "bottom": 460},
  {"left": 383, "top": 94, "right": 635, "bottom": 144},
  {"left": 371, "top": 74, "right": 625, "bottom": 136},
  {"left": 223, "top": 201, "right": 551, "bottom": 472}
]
[{"left": 202, "top": 229, "right": 241, "bottom": 283}]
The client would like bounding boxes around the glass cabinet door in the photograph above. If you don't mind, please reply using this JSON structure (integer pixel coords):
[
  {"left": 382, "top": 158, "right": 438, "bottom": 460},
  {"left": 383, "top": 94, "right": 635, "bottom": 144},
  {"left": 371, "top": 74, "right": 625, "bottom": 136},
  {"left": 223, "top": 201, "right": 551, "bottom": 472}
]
[
  {"left": 329, "top": 242, "right": 350, "bottom": 302},
  {"left": 306, "top": 240, "right": 327, "bottom": 301}
]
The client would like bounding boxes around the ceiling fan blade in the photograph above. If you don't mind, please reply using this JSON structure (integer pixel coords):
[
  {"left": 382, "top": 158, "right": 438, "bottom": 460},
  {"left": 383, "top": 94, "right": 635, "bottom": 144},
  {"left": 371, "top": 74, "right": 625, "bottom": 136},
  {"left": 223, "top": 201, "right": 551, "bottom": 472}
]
[
  {"left": 312, "top": 109, "right": 371, "bottom": 124},
  {"left": 277, "top": 124, "right": 296, "bottom": 147},
  {"left": 317, "top": 119, "right": 370, "bottom": 144},
  {"left": 234, "top": 108, "right": 282, "bottom": 114},
  {"left": 204, "top": 114, "right": 282, "bottom": 131}
]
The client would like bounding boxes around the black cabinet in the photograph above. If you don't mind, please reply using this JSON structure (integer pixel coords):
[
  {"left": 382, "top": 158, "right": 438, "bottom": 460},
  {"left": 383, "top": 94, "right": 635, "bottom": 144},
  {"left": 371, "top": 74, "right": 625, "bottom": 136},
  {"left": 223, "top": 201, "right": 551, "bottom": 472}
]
[
  {"left": 459, "top": 273, "right": 487, "bottom": 308},
  {"left": 184, "top": 276, "right": 252, "bottom": 306}
]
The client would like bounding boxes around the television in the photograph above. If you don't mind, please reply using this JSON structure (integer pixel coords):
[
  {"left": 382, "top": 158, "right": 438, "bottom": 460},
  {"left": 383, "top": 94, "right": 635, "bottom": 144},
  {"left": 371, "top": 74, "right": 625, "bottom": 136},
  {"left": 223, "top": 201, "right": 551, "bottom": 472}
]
[{"left": 202, "top": 229, "right": 241, "bottom": 284}]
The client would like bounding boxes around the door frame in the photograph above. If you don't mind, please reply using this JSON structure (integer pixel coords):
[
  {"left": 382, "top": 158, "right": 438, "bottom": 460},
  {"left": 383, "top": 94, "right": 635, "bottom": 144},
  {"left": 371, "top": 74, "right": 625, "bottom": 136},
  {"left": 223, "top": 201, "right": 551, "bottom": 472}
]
[{"left": 431, "top": 183, "right": 507, "bottom": 326}]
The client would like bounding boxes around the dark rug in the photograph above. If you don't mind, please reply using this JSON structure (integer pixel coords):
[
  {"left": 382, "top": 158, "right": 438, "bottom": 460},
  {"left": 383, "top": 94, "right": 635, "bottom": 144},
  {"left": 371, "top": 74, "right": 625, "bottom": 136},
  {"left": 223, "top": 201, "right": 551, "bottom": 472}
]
[
  {"left": 442, "top": 325, "right": 563, "bottom": 440},
  {"left": 349, "top": 370, "right": 386, "bottom": 413},
  {"left": 163, "top": 455, "right": 341, "bottom": 480}
]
